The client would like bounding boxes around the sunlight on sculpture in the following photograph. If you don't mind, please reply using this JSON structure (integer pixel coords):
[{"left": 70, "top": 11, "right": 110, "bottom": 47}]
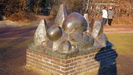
[{"left": 29, "top": 4, "right": 108, "bottom": 58}]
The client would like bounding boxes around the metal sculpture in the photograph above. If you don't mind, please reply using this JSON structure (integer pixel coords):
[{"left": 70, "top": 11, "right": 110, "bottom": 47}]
[{"left": 30, "top": 4, "right": 108, "bottom": 55}]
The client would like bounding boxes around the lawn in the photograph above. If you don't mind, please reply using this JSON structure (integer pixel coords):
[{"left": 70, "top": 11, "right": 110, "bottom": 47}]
[{"left": 107, "top": 33, "right": 133, "bottom": 56}]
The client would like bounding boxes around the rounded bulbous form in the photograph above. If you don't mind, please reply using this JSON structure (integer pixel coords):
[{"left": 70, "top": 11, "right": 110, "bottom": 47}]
[
  {"left": 62, "top": 12, "right": 87, "bottom": 33},
  {"left": 46, "top": 25, "right": 62, "bottom": 41}
]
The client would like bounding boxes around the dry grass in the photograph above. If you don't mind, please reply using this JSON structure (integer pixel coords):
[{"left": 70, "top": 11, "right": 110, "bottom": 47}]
[{"left": 112, "top": 16, "right": 133, "bottom": 25}]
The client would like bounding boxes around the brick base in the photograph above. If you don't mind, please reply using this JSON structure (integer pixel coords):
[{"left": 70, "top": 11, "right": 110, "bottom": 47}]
[{"left": 26, "top": 47, "right": 117, "bottom": 75}]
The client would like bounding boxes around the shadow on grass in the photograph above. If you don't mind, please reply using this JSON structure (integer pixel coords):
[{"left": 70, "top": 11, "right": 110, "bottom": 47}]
[{"left": 95, "top": 42, "right": 118, "bottom": 75}]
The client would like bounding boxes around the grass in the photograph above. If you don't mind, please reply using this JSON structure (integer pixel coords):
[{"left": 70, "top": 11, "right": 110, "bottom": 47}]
[{"left": 107, "top": 33, "right": 133, "bottom": 56}]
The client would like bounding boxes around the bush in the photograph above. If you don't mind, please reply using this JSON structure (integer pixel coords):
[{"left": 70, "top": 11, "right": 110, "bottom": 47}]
[{"left": 7, "top": 12, "right": 38, "bottom": 22}]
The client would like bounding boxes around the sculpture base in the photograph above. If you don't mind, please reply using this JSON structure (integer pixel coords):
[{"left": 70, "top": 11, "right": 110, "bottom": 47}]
[{"left": 26, "top": 43, "right": 117, "bottom": 75}]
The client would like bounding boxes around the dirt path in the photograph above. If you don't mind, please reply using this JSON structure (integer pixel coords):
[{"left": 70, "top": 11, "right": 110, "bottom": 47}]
[
  {"left": 0, "top": 25, "right": 133, "bottom": 75},
  {"left": 0, "top": 26, "right": 37, "bottom": 38},
  {"left": 104, "top": 25, "right": 133, "bottom": 33}
]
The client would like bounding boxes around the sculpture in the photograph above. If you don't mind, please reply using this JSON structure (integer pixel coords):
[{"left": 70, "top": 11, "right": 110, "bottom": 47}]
[{"left": 29, "top": 4, "right": 108, "bottom": 58}]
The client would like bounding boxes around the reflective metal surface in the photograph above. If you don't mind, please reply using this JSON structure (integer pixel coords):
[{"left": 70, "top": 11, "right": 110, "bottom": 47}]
[
  {"left": 58, "top": 40, "right": 71, "bottom": 53},
  {"left": 46, "top": 24, "right": 62, "bottom": 41},
  {"left": 62, "top": 12, "right": 87, "bottom": 33},
  {"left": 52, "top": 31, "right": 68, "bottom": 51}
]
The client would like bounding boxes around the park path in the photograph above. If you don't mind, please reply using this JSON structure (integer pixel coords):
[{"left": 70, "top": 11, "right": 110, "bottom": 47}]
[
  {"left": 104, "top": 25, "right": 133, "bottom": 33},
  {"left": 0, "top": 26, "right": 37, "bottom": 39}
]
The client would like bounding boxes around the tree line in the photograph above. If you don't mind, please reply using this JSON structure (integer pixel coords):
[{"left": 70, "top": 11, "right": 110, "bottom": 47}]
[{"left": 0, "top": 0, "right": 132, "bottom": 24}]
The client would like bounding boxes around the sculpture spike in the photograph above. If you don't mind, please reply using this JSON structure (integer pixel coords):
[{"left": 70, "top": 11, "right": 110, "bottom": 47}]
[
  {"left": 89, "top": 18, "right": 103, "bottom": 38},
  {"left": 55, "top": 3, "right": 68, "bottom": 27},
  {"left": 34, "top": 19, "right": 47, "bottom": 46},
  {"left": 84, "top": 13, "right": 89, "bottom": 30}
]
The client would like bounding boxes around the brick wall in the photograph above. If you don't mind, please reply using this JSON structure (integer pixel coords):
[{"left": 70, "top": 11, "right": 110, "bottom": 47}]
[{"left": 26, "top": 47, "right": 117, "bottom": 75}]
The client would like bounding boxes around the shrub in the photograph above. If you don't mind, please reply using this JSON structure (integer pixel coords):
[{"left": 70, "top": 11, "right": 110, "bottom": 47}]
[{"left": 7, "top": 12, "right": 38, "bottom": 22}]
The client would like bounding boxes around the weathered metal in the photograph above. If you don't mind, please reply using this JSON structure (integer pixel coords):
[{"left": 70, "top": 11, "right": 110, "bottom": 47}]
[
  {"left": 31, "top": 4, "right": 108, "bottom": 55},
  {"left": 34, "top": 19, "right": 47, "bottom": 47}
]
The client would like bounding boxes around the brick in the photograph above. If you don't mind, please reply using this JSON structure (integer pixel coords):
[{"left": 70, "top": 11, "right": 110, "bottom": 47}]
[
  {"left": 49, "top": 67, "right": 57, "bottom": 72},
  {"left": 34, "top": 58, "right": 39, "bottom": 62},
  {"left": 52, "top": 72, "right": 61, "bottom": 75},
  {"left": 77, "top": 67, "right": 83, "bottom": 71},
  {"left": 62, "top": 59, "right": 72, "bottom": 64},
  {"left": 47, "top": 55, "right": 52, "bottom": 59},
  {"left": 73, "top": 65, "right": 79, "bottom": 68},
  {"left": 40, "top": 53, "right": 46, "bottom": 57},
  {"left": 52, "top": 57, "right": 60, "bottom": 62},
  {"left": 42, "top": 58, "right": 50, "bottom": 62},
  {"left": 61, "top": 60, "right": 66, "bottom": 63},
  {"left": 51, "top": 61, "right": 69, "bottom": 67},
  {"left": 70, "top": 70, "right": 75, "bottom": 74},
  {"left": 62, "top": 64, "right": 69, "bottom": 67},
  {"left": 66, "top": 59, "right": 72, "bottom": 63},
  {"left": 26, "top": 49, "right": 32, "bottom": 53},
  {"left": 43, "top": 65, "right": 49, "bottom": 70},
  {"left": 89, "top": 53, "right": 95, "bottom": 57},
  {"left": 72, "top": 72, "right": 78, "bottom": 75},
  {"left": 56, "top": 70, "right": 69, "bottom": 75},
  {"left": 73, "top": 56, "right": 81, "bottom": 61},
  {"left": 53, "top": 64, "right": 60, "bottom": 69},
  {"left": 29, "top": 59, "right": 36, "bottom": 64},
  {"left": 34, "top": 51, "right": 40, "bottom": 55},
  {"left": 38, "top": 60, "right": 45, "bottom": 65},
  {"left": 61, "top": 67, "right": 66, "bottom": 71},
  {"left": 30, "top": 54, "right": 36, "bottom": 58},
  {"left": 46, "top": 63, "right": 52, "bottom": 66},
  {"left": 85, "top": 58, "right": 91, "bottom": 62},
  {"left": 32, "top": 50, "right": 37, "bottom": 54},
  {"left": 36, "top": 55, "right": 42, "bottom": 60},
  {"left": 51, "top": 61, "right": 58, "bottom": 64},
  {"left": 26, "top": 51, "right": 31, "bottom": 56},
  {"left": 26, "top": 61, "right": 31, "bottom": 65},
  {"left": 89, "top": 60, "right": 95, "bottom": 63},
  {"left": 63, "top": 67, "right": 73, "bottom": 71},
  {"left": 70, "top": 62, "right": 77, "bottom": 66},
  {"left": 83, "top": 62, "right": 88, "bottom": 66},
  {"left": 37, "top": 64, "right": 43, "bottom": 70},
  {"left": 78, "top": 61, "right": 82, "bottom": 63},
  {"left": 83, "top": 55, "right": 89, "bottom": 58},
  {"left": 26, "top": 48, "right": 108, "bottom": 75},
  {"left": 26, "top": 55, "right": 33, "bottom": 60}
]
